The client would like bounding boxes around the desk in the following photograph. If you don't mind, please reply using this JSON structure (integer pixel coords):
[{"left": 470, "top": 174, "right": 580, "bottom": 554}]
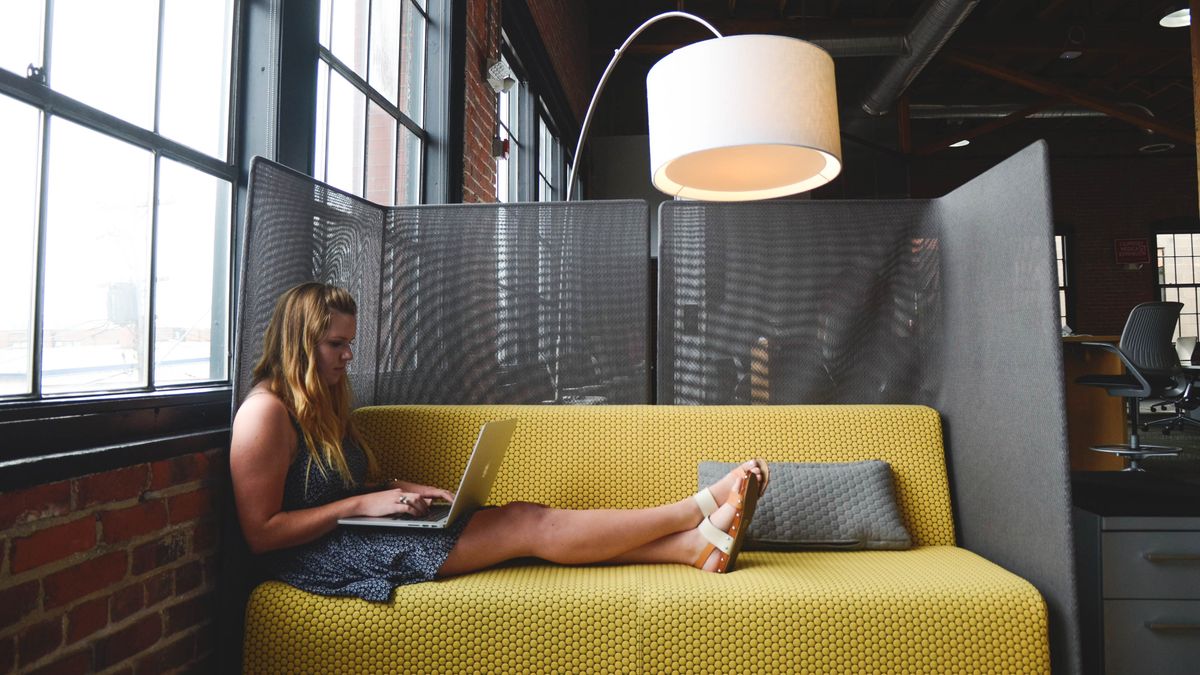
[
  {"left": 1073, "top": 472, "right": 1200, "bottom": 674},
  {"left": 1063, "top": 336, "right": 1127, "bottom": 471}
]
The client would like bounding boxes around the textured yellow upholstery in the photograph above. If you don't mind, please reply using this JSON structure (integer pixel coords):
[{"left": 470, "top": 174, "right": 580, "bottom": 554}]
[{"left": 243, "top": 405, "right": 1050, "bottom": 674}]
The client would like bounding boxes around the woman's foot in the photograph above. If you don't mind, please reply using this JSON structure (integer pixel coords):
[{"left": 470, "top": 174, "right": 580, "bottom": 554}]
[
  {"left": 692, "top": 459, "right": 769, "bottom": 521},
  {"left": 689, "top": 471, "right": 760, "bottom": 573}
]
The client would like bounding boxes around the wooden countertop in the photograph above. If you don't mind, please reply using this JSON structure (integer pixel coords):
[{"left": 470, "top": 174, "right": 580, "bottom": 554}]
[{"left": 1062, "top": 335, "right": 1120, "bottom": 343}]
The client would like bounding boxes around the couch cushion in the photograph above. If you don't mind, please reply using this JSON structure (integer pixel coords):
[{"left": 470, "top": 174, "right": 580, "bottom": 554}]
[
  {"left": 244, "top": 546, "right": 1048, "bottom": 674},
  {"left": 353, "top": 404, "right": 955, "bottom": 547},
  {"left": 698, "top": 460, "right": 913, "bottom": 550}
]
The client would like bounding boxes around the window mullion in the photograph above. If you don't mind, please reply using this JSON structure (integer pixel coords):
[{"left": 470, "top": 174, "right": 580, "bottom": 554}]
[{"left": 30, "top": 112, "right": 51, "bottom": 398}]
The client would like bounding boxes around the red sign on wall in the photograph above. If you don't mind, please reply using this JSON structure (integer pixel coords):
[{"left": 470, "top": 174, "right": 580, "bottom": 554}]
[{"left": 1114, "top": 238, "right": 1150, "bottom": 264}]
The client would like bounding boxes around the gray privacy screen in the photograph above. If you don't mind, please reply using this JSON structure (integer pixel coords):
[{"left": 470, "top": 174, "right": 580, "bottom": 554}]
[
  {"left": 659, "top": 141, "right": 1078, "bottom": 674},
  {"left": 235, "top": 158, "right": 650, "bottom": 409}
]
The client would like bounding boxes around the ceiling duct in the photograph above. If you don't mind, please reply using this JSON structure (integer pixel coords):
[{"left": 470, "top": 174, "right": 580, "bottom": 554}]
[
  {"left": 909, "top": 102, "right": 1156, "bottom": 120},
  {"left": 860, "top": 0, "right": 980, "bottom": 116}
]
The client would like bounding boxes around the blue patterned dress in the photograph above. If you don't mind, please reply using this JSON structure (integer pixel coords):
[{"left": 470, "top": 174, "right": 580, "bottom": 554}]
[{"left": 260, "top": 431, "right": 473, "bottom": 601}]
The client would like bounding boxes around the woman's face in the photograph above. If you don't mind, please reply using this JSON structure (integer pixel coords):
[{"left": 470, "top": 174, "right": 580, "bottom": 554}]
[{"left": 315, "top": 310, "right": 356, "bottom": 387}]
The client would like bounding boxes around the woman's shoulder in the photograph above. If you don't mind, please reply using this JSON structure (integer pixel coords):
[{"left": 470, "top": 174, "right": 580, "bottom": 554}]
[{"left": 233, "top": 387, "right": 293, "bottom": 437}]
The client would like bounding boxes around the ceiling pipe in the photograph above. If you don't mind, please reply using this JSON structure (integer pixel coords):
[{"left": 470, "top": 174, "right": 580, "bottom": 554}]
[
  {"left": 860, "top": 0, "right": 981, "bottom": 116},
  {"left": 909, "top": 102, "right": 1157, "bottom": 122}
]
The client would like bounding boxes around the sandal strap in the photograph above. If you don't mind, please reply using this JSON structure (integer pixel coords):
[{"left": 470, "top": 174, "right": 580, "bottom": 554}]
[
  {"left": 697, "top": 516, "right": 734, "bottom": 555},
  {"left": 693, "top": 488, "right": 720, "bottom": 518}
]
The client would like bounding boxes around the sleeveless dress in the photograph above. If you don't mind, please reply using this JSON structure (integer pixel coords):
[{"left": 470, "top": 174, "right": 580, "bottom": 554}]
[{"left": 260, "top": 430, "right": 474, "bottom": 602}]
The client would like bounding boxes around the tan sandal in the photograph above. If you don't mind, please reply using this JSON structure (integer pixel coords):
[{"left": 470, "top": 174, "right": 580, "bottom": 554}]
[{"left": 692, "top": 471, "right": 761, "bottom": 574}]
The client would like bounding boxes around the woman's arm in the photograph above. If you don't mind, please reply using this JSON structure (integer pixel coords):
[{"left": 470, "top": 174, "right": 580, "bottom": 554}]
[{"left": 229, "top": 394, "right": 430, "bottom": 554}]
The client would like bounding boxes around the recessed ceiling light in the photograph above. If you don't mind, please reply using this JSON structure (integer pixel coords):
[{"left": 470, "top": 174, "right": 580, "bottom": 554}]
[
  {"left": 1160, "top": 8, "right": 1190, "bottom": 28},
  {"left": 1058, "top": 50, "right": 1083, "bottom": 60},
  {"left": 949, "top": 139, "right": 970, "bottom": 148}
]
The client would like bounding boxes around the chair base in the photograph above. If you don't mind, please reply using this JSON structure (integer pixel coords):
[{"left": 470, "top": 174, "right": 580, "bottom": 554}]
[
  {"left": 1090, "top": 444, "right": 1181, "bottom": 472},
  {"left": 1143, "top": 412, "right": 1200, "bottom": 434}
]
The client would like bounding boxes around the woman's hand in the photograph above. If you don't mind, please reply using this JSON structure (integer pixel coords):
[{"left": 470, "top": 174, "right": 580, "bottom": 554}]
[
  {"left": 389, "top": 479, "right": 456, "bottom": 504},
  {"left": 355, "top": 488, "right": 435, "bottom": 518}
]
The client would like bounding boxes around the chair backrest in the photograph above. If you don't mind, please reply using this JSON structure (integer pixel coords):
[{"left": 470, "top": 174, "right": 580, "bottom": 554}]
[{"left": 1119, "top": 301, "right": 1183, "bottom": 374}]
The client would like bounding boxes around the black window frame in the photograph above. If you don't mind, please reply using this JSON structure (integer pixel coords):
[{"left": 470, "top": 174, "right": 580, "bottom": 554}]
[{"left": 0, "top": 0, "right": 460, "bottom": 490}]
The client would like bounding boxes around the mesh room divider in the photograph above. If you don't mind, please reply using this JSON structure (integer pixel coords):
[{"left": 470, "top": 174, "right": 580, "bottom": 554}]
[
  {"left": 234, "top": 158, "right": 651, "bottom": 409},
  {"left": 659, "top": 142, "right": 1080, "bottom": 674}
]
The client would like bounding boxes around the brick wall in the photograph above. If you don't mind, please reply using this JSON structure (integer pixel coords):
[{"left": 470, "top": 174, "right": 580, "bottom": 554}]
[
  {"left": 912, "top": 154, "right": 1199, "bottom": 335},
  {"left": 463, "top": 0, "right": 502, "bottom": 203},
  {"left": 525, "top": 0, "right": 590, "bottom": 124},
  {"left": 0, "top": 450, "right": 223, "bottom": 674}
]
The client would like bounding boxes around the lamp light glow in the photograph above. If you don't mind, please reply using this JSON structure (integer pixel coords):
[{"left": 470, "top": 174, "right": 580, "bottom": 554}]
[
  {"left": 646, "top": 35, "right": 842, "bottom": 200},
  {"left": 1160, "top": 7, "right": 1190, "bottom": 27},
  {"left": 949, "top": 139, "right": 970, "bottom": 148}
]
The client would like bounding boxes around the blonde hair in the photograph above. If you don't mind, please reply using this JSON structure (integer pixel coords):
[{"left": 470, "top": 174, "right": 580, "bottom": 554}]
[{"left": 251, "top": 282, "right": 377, "bottom": 486}]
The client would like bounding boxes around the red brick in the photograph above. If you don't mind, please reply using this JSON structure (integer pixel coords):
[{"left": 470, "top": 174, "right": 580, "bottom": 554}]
[
  {"left": 18, "top": 616, "right": 62, "bottom": 667},
  {"left": 164, "top": 593, "right": 214, "bottom": 636},
  {"left": 26, "top": 648, "right": 91, "bottom": 675},
  {"left": 10, "top": 516, "right": 97, "bottom": 573},
  {"left": 131, "top": 532, "right": 186, "bottom": 575},
  {"left": 76, "top": 465, "right": 148, "bottom": 508},
  {"left": 66, "top": 596, "right": 108, "bottom": 644},
  {"left": 110, "top": 582, "right": 144, "bottom": 623},
  {"left": 0, "top": 481, "right": 71, "bottom": 530},
  {"left": 100, "top": 500, "right": 168, "bottom": 543},
  {"left": 43, "top": 551, "right": 128, "bottom": 609},
  {"left": 192, "top": 521, "right": 218, "bottom": 553},
  {"left": 174, "top": 561, "right": 203, "bottom": 594},
  {"left": 167, "top": 488, "right": 213, "bottom": 525},
  {"left": 133, "top": 632, "right": 194, "bottom": 675},
  {"left": 143, "top": 570, "right": 173, "bottom": 607},
  {"left": 0, "top": 580, "right": 41, "bottom": 629},
  {"left": 149, "top": 453, "right": 213, "bottom": 491},
  {"left": 93, "top": 614, "right": 161, "bottom": 669}
]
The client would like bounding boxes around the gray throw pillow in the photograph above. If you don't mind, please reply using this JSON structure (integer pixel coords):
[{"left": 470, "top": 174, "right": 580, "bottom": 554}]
[{"left": 697, "top": 460, "right": 912, "bottom": 551}]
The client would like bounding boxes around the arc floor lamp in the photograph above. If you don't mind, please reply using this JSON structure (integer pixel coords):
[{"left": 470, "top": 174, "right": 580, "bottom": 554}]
[{"left": 567, "top": 11, "right": 842, "bottom": 202}]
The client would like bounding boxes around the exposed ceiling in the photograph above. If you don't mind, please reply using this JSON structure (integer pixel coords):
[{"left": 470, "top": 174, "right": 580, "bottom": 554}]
[{"left": 584, "top": 0, "right": 1196, "bottom": 162}]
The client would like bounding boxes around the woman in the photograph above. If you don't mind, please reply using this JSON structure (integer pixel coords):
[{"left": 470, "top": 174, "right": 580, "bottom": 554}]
[{"left": 230, "top": 282, "right": 768, "bottom": 602}]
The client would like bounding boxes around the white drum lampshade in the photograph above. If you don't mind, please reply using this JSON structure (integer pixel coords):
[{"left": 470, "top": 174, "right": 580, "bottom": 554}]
[{"left": 646, "top": 34, "right": 842, "bottom": 201}]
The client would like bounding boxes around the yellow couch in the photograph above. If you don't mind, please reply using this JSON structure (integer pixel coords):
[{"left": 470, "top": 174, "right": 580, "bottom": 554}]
[{"left": 243, "top": 405, "right": 1050, "bottom": 673}]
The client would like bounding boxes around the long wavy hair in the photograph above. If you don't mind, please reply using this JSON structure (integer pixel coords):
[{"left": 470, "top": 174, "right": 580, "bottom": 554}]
[{"left": 251, "top": 282, "right": 377, "bottom": 486}]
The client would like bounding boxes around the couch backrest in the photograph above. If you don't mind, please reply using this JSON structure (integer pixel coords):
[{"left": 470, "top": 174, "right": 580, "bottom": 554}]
[{"left": 352, "top": 404, "right": 955, "bottom": 547}]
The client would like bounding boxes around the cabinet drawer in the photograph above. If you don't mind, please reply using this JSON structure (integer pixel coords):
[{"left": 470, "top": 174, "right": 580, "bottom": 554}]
[
  {"left": 1102, "top": 532, "right": 1200, "bottom": 599},
  {"left": 1104, "top": 600, "right": 1200, "bottom": 674}
]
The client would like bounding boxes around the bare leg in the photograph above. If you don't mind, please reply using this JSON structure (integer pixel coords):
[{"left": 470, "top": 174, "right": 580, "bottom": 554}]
[{"left": 437, "top": 463, "right": 761, "bottom": 578}]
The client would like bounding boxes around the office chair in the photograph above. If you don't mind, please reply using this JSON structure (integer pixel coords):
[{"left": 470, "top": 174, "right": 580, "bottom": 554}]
[
  {"left": 1144, "top": 336, "right": 1200, "bottom": 433},
  {"left": 1076, "top": 301, "right": 1184, "bottom": 471}
]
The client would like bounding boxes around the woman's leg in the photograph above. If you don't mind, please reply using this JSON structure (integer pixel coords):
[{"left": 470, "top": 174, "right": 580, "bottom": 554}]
[{"left": 436, "top": 462, "right": 761, "bottom": 578}]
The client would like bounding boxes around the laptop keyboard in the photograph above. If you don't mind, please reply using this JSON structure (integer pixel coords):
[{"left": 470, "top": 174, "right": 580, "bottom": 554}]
[{"left": 406, "top": 503, "right": 451, "bottom": 522}]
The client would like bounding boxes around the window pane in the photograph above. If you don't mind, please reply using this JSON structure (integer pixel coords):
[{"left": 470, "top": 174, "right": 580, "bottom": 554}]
[
  {"left": 1178, "top": 234, "right": 1193, "bottom": 257},
  {"left": 0, "top": 96, "right": 41, "bottom": 396},
  {"left": 42, "top": 119, "right": 153, "bottom": 394},
  {"left": 397, "top": 125, "right": 421, "bottom": 205},
  {"left": 159, "top": 0, "right": 234, "bottom": 159},
  {"left": 400, "top": 0, "right": 425, "bottom": 123},
  {"left": 0, "top": 1, "right": 44, "bottom": 76},
  {"left": 1164, "top": 256, "right": 1177, "bottom": 284},
  {"left": 365, "top": 102, "right": 397, "bottom": 205},
  {"left": 1159, "top": 234, "right": 1175, "bottom": 257},
  {"left": 314, "top": 63, "right": 331, "bottom": 181},
  {"left": 325, "top": 71, "right": 367, "bottom": 196},
  {"left": 50, "top": 0, "right": 157, "bottom": 129},
  {"left": 369, "top": 0, "right": 401, "bottom": 107},
  {"left": 329, "top": 0, "right": 368, "bottom": 80},
  {"left": 155, "top": 159, "right": 230, "bottom": 385}
]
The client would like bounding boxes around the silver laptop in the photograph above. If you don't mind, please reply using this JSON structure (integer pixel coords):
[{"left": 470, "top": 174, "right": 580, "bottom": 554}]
[{"left": 338, "top": 418, "right": 516, "bottom": 529}]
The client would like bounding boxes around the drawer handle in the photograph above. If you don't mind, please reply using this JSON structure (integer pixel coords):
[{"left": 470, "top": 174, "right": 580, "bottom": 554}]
[
  {"left": 1145, "top": 622, "right": 1200, "bottom": 632},
  {"left": 1142, "top": 552, "right": 1200, "bottom": 563}
]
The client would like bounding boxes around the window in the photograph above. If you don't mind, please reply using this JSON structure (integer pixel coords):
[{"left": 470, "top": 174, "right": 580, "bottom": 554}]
[
  {"left": 496, "top": 69, "right": 521, "bottom": 203},
  {"left": 536, "top": 111, "right": 567, "bottom": 201},
  {"left": 0, "top": 0, "right": 236, "bottom": 400},
  {"left": 1157, "top": 232, "right": 1200, "bottom": 339},
  {"left": 1055, "top": 235, "right": 1068, "bottom": 329},
  {"left": 314, "top": 0, "right": 428, "bottom": 205},
  {"left": 492, "top": 42, "right": 573, "bottom": 203}
]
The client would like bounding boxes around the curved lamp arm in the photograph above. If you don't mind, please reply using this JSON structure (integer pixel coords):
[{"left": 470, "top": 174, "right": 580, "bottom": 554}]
[{"left": 565, "top": 12, "right": 722, "bottom": 201}]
